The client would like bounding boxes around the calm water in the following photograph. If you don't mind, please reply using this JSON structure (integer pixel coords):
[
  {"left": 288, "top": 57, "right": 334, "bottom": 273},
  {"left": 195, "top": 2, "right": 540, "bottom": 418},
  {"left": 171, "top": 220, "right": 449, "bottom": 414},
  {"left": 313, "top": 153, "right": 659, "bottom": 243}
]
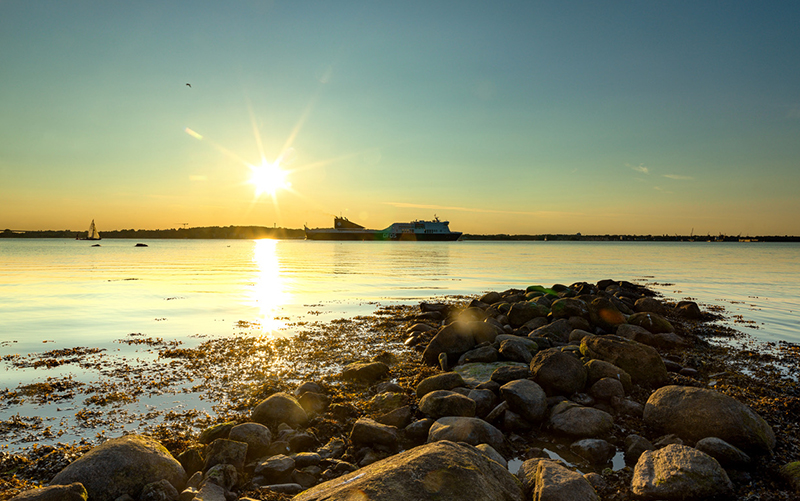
[
  {"left": 2, "top": 239, "right": 799, "bottom": 356},
  {"left": 1, "top": 239, "right": 798, "bottom": 449}
]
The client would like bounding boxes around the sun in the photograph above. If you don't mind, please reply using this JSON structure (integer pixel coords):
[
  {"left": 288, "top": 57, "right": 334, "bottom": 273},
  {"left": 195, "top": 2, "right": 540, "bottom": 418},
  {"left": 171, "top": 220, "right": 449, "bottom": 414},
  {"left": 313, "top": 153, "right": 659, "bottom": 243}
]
[{"left": 249, "top": 160, "right": 291, "bottom": 197}]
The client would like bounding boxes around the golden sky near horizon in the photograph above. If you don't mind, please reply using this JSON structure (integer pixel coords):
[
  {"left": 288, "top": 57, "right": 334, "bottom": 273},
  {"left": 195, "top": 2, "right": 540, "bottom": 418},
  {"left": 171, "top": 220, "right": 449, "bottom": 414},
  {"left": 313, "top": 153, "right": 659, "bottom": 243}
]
[{"left": 2, "top": 1, "right": 800, "bottom": 235}]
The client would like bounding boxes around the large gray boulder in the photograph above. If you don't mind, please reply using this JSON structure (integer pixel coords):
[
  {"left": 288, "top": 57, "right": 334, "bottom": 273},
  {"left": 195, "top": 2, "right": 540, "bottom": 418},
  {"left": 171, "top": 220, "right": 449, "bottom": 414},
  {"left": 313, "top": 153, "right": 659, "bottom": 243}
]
[
  {"left": 251, "top": 392, "right": 308, "bottom": 427},
  {"left": 631, "top": 444, "right": 733, "bottom": 499},
  {"left": 428, "top": 416, "right": 505, "bottom": 451},
  {"left": 643, "top": 385, "right": 776, "bottom": 454},
  {"left": 580, "top": 335, "right": 669, "bottom": 386},
  {"left": 293, "top": 441, "right": 523, "bottom": 501},
  {"left": 529, "top": 348, "right": 587, "bottom": 396},
  {"left": 533, "top": 459, "right": 600, "bottom": 501},
  {"left": 49, "top": 435, "right": 186, "bottom": 501},
  {"left": 10, "top": 483, "right": 87, "bottom": 501}
]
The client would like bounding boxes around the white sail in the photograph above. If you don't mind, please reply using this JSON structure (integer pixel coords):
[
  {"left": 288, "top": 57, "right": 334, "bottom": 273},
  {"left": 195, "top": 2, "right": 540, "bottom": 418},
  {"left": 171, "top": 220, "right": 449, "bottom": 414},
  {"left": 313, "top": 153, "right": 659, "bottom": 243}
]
[{"left": 88, "top": 220, "right": 100, "bottom": 240}]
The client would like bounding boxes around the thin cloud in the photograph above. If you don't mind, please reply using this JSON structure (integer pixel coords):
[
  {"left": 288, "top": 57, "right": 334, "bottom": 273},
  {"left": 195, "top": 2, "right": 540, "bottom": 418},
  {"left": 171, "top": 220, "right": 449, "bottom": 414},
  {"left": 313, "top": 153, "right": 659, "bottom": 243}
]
[
  {"left": 384, "top": 202, "right": 585, "bottom": 218},
  {"left": 627, "top": 163, "right": 649, "bottom": 174},
  {"left": 189, "top": 175, "right": 208, "bottom": 182},
  {"left": 663, "top": 174, "right": 694, "bottom": 180}
]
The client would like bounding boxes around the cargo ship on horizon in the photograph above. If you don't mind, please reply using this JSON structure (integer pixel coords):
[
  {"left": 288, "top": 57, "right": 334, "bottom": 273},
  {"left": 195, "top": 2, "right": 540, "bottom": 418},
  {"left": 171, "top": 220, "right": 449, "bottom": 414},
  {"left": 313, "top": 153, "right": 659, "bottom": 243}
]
[{"left": 304, "top": 216, "right": 462, "bottom": 241}]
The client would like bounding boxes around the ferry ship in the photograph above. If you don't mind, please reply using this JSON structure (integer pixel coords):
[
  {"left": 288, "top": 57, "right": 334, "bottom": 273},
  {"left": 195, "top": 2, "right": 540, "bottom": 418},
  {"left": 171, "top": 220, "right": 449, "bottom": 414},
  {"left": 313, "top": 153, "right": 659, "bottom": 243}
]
[{"left": 304, "top": 216, "right": 462, "bottom": 241}]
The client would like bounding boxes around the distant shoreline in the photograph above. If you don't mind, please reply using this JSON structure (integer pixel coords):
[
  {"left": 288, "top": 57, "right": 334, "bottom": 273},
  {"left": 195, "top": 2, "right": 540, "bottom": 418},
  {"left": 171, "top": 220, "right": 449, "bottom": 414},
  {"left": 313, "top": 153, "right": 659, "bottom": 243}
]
[{"left": 3, "top": 227, "right": 800, "bottom": 242}]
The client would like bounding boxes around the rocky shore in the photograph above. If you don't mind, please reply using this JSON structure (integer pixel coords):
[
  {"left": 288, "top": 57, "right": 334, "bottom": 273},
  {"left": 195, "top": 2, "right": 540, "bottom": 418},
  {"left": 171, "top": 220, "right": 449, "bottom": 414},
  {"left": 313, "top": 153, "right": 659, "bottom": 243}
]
[{"left": 2, "top": 279, "right": 800, "bottom": 500}]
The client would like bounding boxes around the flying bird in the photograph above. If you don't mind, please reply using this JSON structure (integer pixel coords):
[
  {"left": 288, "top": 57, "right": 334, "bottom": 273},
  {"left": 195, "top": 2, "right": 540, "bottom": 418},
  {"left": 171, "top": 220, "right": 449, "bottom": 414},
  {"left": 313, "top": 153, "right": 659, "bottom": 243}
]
[{"left": 186, "top": 83, "right": 191, "bottom": 88}]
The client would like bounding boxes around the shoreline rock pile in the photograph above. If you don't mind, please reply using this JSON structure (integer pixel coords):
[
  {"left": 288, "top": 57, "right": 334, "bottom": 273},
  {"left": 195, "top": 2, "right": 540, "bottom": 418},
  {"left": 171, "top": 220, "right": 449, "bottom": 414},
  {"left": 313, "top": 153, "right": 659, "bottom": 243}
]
[{"left": 9, "top": 280, "right": 798, "bottom": 500}]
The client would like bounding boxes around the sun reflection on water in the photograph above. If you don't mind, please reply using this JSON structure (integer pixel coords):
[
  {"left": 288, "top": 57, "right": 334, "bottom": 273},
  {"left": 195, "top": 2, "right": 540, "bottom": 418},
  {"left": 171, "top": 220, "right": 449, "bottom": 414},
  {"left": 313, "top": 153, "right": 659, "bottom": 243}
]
[{"left": 250, "top": 239, "right": 289, "bottom": 334}]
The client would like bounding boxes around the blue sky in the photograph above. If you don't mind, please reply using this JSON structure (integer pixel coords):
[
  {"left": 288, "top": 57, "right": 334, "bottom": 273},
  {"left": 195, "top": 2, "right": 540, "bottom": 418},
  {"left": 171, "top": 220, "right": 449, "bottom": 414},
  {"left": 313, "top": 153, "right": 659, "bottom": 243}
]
[{"left": 2, "top": 1, "right": 799, "bottom": 234}]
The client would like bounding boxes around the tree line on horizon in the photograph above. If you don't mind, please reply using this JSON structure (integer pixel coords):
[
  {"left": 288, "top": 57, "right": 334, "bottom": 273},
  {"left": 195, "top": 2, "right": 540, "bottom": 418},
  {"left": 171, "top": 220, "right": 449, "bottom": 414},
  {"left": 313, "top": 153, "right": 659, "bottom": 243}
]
[{"left": 3, "top": 227, "right": 799, "bottom": 242}]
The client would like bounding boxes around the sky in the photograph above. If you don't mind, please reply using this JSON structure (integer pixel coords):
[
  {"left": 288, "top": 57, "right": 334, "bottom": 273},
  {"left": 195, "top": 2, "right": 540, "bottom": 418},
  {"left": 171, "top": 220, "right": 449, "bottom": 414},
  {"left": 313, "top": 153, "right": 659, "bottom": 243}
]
[{"left": 1, "top": 1, "right": 799, "bottom": 236}]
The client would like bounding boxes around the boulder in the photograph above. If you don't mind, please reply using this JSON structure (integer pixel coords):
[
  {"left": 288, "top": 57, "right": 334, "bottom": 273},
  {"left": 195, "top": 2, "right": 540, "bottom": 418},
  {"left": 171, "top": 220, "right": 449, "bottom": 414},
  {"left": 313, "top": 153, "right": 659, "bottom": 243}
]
[
  {"left": 627, "top": 311, "right": 675, "bottom": 334},
  {"left": 616, "top": 324, "right": 686, "bottom": 350},
  {"left": 198, "top": 422, "right": 234, "bottom": 445},
  {"left": 780, "top": 462, "right": 800, "bottom": 493},
  {"left": 549, "top": 401, "right": 613, "bottom": 438},
  {"left": 254, "top": 454, "right": 295, "bottom": 485},
  {"left": 139, "top": 479, "right": 178, "bottom": 501},
  {"left": 423, "top": 321, "right": 501, "bottom": 366},
  {"left": 293, "top": 441, "right": 523, "bottom": 501},
  {"left": 10, "top": 483, "right": 87, "bottom": 501},
  {"left": 584, "top": 359, "right": 632, "bottom": 392},
  {"left": 499, "top": 379, "right": 547, "bottom": 422},
  {"left": 570, "top": 439, "right": 616, "bottom": 465},
  {"left": 376, "top": 405, "right": 414, "bottom": 429},
  {"left": 529, "top": 348, "right": 587, "bottom": 396},
  {"left": 491, "top": 365, "right": 533, "bottom": 385},
  {"left": 419, "top": 390, "right": 477, "bottom": 419},
  {"left": 633, "top": 297, "right": 668, "bottom": 315},
  {"left": 251, "top": 392, "right": 308, "bottom": 428},
  {"left": 428, "top": 417, "right": 505, "bottom": 451},
  {"left": 643, "top": 385, "right": 776, "bottom": 454},
  {"left": 624, "top": 434, "right": 654, "bottom": 464},
  {"left": 350, "top": 417, "right": 399, "bottom": 450},
  {"left": 341, "top": 361, "right": 389, "bottom": 383},
  {"left": 480, "top": 291, "right": 503, "bottom": 305},
  {"left": 229, "top": 422, "right": 272, "bottom": 461},
  {"left": 695, "top": 437, "right": 751, "bottom": 468},
  {"left": 580, "top": 335, "right": 668, "bottom": 386},
  {"left": 298, "top": 391, "right": 329, "bottom": 416},
  {"left": 49, "top": 435, "right": 186, "bottom": 501},
  {"left": 529, "top": 319, "right": 573, "bottom": 343},
  {"left": 674, "top": 300, "right": 702, "bottom": 320},
  {"left": 416, "top": 372, "right": 467, "bottom": 398},
  {"left": 588, "top": 297, "right": 627, "bottom": 331},
  {"left": 507, "top": 301, "right": 550, "bottom": 327},
  {"left": 550, "top": 298, "right": 590, "bottom": 319},
  {"left": 631, "top": 444, "right": 733, "bottom": 499},
  {"left": 498, "top": 338, "right": 533, "bottom": 363},
  {"left": 533, "top": 459, "right": 600, "bottom": 501},
  {"left": 203, "top": 438, "right": 247, "bottom": 472},
  {"left": 588, "top": 377, "right": 625, "bottom": 401},
  {"left": 459, "top": 345, "right": 499, "bottom": 364},
  {"left": 468, "top": 389, "right": 497, "bottom": 418},
  {"left": 452, "top": 362, "right": 527, "bottom": 387}
]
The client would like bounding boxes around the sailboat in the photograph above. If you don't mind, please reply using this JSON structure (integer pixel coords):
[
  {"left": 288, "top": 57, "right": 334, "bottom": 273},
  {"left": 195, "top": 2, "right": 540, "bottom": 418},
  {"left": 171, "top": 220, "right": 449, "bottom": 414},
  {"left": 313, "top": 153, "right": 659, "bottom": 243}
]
[{"left": 77, "top": 219, "right": 101, "bottom": 241}]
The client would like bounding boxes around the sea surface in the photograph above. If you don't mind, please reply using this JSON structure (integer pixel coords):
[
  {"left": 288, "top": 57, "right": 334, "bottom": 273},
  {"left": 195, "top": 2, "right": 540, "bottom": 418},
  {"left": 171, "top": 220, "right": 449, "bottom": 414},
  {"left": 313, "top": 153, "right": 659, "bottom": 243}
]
[{"left": 1, "top": 238, "right": 798, "bottom": 450}]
